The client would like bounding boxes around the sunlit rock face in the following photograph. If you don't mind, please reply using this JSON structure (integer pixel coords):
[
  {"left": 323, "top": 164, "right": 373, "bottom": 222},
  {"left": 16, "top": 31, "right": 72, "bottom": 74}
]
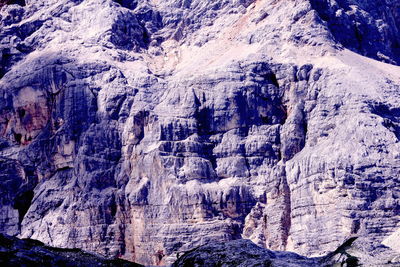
[{"left": 0, "top": 0, "right": 399, "bottom": 265}]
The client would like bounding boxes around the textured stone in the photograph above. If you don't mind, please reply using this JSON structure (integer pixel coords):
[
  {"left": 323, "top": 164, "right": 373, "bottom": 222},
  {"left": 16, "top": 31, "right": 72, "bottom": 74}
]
[
  {"left": 0, "top": 0, "right": 399, "bottom": 266},
  {"left": 172, "top": 239, "right": 320, "bottom": 267}
]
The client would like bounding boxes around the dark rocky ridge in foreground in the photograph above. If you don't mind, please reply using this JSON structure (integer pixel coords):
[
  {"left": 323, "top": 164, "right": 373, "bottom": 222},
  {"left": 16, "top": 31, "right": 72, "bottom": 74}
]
[
  {"left": 173, "top": 238, "right": 400, "bottom": 267},
  {"left": 0, "top": 233, "right": 142, "bottom": 266},
  {"left": 0, "top": 0, "right": 399, "bottom": 265},
  {"left": 2, "top": 234, "right": 399, "bottom": 267}
]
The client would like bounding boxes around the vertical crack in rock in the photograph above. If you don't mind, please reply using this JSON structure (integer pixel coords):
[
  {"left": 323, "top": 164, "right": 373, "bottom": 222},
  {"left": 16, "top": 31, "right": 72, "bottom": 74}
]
[
  {"left": 13, "top": 190, "right": 34, "bottom": 225},
  {"left": 261, "top": 164, "right": 292, "bottom": 251}
]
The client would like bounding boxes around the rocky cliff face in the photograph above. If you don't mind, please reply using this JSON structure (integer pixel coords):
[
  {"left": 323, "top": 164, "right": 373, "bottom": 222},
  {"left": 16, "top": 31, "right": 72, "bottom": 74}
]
[{"left": 0, "top": 0, "right": 399, "bottom": 265}]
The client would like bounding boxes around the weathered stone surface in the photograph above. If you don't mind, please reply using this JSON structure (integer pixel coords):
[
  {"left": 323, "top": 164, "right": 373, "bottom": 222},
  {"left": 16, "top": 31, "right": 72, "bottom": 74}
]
[
  {"left": 322, "top": 237, "right": 400, "bottom": 267},
  {"left": 383, "top": 227, "right": 400, "bottom": 254},
  {"left": 0, "top": 0, "right": 399, "bottom": 266},
  {"left": 172, "top": 239, "right": 321, "bottom": 267}
]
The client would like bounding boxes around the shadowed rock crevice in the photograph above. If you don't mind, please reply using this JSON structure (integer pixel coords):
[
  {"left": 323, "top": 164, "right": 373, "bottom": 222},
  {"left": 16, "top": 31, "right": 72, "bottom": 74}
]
[
  {"left": 113, "top": 0, "right": 138, "bottom": 10},
  {"left": 13, "top": 189, "right": 33, "bottom": 224},
  {"left": 0, "top": 0, "right": 25, "bottom": 8},
  {"left": 369, "top": 102, "right": 400, "bottom": 140},
  {"left": 0, "top": 159, "right": 37, "bottom": 235}
]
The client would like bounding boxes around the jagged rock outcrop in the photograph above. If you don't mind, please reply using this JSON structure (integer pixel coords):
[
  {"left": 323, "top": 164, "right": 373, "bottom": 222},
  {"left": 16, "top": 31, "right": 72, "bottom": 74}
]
[
  {"left": 0, "top": 233, "right": 142, "bottom": 266},
  {"left": 172, "top": 239, "right": 321, "bottom": 267},
  {"left": 0, "top": 0, "right": 399, "bottom": 266}
]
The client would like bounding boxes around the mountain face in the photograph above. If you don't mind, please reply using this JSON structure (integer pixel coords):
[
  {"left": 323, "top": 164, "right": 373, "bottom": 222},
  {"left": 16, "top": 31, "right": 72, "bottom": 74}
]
[{"left": 0, "top": 0, "right": 399, "bottom": 265}]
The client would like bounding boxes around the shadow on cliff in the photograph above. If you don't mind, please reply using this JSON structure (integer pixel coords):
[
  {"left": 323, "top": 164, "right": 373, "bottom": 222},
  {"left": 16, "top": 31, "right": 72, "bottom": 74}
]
[{"left": 310, "top": 0, "right": 400, "bottom": 65}]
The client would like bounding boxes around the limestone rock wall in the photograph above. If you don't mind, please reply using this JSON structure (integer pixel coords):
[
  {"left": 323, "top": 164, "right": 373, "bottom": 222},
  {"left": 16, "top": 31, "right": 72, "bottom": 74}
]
[{"left": 0, "top": 0, "right": 399, "bottom": 265}]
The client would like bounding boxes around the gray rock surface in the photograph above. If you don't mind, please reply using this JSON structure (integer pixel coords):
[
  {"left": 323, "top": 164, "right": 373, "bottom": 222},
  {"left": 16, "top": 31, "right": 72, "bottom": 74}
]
[
  {"left": 0, "top": 0, "right": 399, "bottom": 266},
  {"left": 172, "top": 239, "right": 321, "bottom": 267},
  {"left": 322, "top": 237, "right": 400, "bottom": 267}
]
